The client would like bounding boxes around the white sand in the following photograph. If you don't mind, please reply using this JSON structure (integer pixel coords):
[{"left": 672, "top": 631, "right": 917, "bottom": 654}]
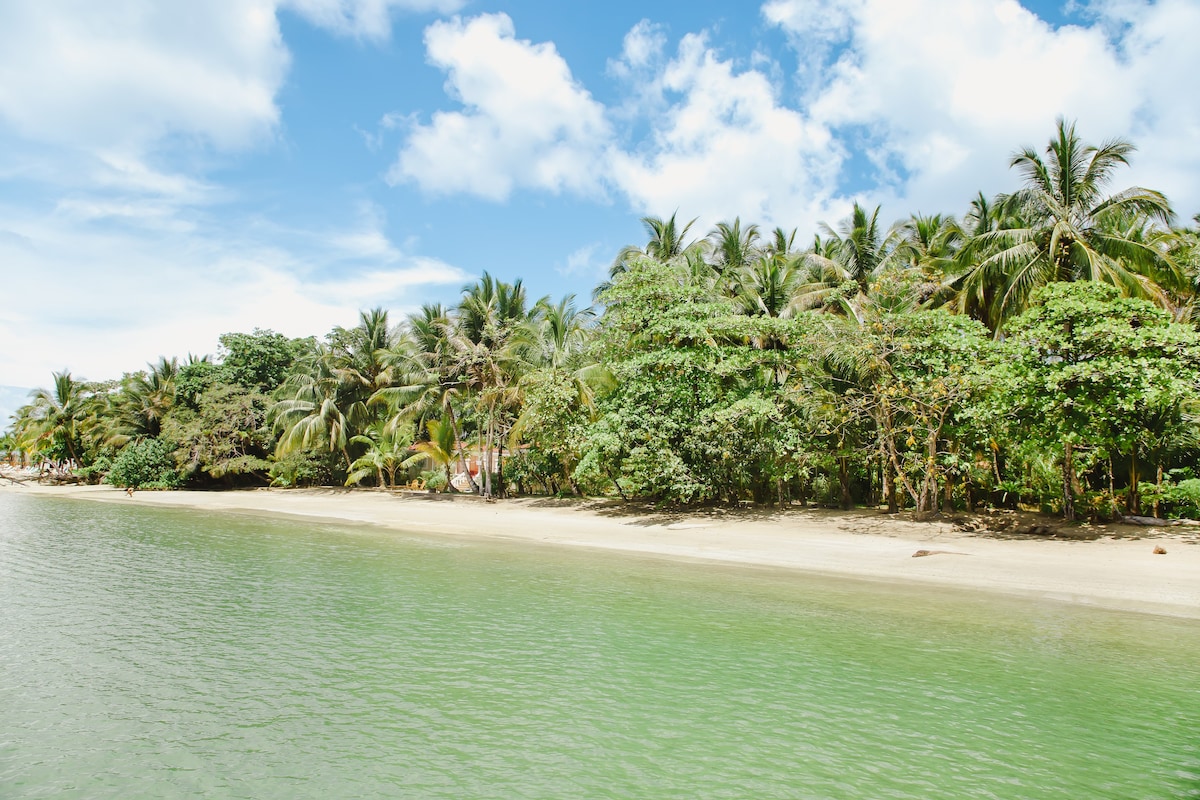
[{"left": 6, "top": 482, "right": 1200, "bottom": 618}]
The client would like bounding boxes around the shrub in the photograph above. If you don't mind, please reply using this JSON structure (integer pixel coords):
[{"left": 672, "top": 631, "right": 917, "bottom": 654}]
[
  {"left": 73, "top": 455, "right": 112, "bottom": 485},
  {"left": 269, "top": 450, "right": 335, "bottom": 487},
  {"left": 106, "top": 439, "right": 181, "bottom": 489},
  {"left": 422, "top": 470, "right": 447, "bottom": 492}
]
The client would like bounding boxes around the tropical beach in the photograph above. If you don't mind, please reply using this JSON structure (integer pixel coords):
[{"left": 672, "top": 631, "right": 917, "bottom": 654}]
[
  {"left": 6, "top": 2, "right": 1200, "bottom": 798},
  {"left": 7, "top": 480, "right": 1200, "bottom": 619}
]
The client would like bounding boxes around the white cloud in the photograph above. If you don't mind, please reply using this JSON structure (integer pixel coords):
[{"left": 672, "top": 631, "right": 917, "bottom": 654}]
[
  {"left": 557, "top": 242, "right": 606, "bottom": 278},
  {"left": 609, "top": 19, "right": 667, "bottom": 77},
  {"left": 765, "top": 0, "right": 1200, "bottom": 218},
  {"left": 282, "top": 0, "right": 465, "bottom": 41},
  {"left": 0, "top": 1, "right": 288, "bottom": 154},
  {"left": 0, "top": 205, "right": 466, "bottom": 388},
  {"left": 391, "top": 13, "right": 613, "bottom": 200},
  {"left": 610, "top": 32, "right": 844, "bottom": 236}
]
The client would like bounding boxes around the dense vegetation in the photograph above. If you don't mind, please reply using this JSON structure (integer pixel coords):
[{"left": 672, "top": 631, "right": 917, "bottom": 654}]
[{"left": 9, "top": 120, "right": 1200, "bottom": 521}]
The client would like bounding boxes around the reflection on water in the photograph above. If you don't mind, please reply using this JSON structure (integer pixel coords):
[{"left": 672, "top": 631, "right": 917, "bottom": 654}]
[{"left": 1, "top": 493, "right": 1198, "bottom": 799}]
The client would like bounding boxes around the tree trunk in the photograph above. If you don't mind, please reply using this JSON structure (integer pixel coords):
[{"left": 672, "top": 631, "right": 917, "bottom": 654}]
[
  {"left": 884, "top": 456, "right": 898, "bottom": 514},
  {"left": 1153, "top": 464, "right": 1163, "bottom": 518},
  {"left": 838, "top": 457, "right": 852, "bottom": 510},
  {"left": 915, "top": 430, "right": 938, "bottom": 520},
  {"left": 1128, "top": 450, "right": 1140, "bottom": 516},
  {"left": 608, "top": 470, "right": 628, "bottom": 501},
  {"left": 445, "top": 405, "right": 478, "bottom": 494},
  {"left": 482, "top": 413, "right": 494, "bottom": 499},
  {"left": 1062, "top": 440, "right": 1076, "bottom": 522},
  {"left": 497, "top": 426, "right": 506, "bottom": 498}
]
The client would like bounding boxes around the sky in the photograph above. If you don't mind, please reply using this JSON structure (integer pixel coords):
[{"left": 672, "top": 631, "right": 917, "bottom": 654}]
[{"left": 2, "top": 0, "right": 1200, "bottom": 422}]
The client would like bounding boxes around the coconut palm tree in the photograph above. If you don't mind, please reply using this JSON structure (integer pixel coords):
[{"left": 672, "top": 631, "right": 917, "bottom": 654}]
[
  {"left": 270, "top": 356, "right": 361, "bottom": 468},
  {"left": 108, "top": 357, "right": 179, "bottom": 444},
  {"left": 524, "top": 295, "right": 595, "bottom": 370},
  {"left": 19, "top": 371, "right": 89, "bottom": 464},
  {"left": 797, "top": 203, "right": 895, "bottom": 320},
  {"left": 706, "top": 217, "right": 761, "bottom": 276},
  {"left": 600, "top": 212, "right": 704, "bottom": 301},
  {"left": 345, "top": 422, "right": 414, "bottom": 488},
  {"left": 956, "top": 117, "right": 1179, "bottom": 331},
  {"left": 403, "top": 418, "right": 463, "bottom": 491}
]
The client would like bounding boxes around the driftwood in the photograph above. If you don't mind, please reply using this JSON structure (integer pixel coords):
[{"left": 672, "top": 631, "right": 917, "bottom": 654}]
[
  {"left": 911, "top": 549, "right": 970, "bottom": 558},
  {"left": 1121, "top": 515, "right": 1200, "bottom": 527}
]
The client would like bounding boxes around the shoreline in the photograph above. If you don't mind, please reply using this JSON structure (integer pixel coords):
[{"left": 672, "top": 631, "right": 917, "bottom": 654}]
[{"left": 6, "top": 482, "right": 1200, "bottom": 619}]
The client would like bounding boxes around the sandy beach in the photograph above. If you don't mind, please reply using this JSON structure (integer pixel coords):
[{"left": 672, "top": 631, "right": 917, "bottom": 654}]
[{"left": 5, "top": 480, "right": 1200, "bottom": 619}]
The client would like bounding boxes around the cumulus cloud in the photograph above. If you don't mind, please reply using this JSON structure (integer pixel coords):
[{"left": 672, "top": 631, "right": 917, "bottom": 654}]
[
  {"left": 0, "top": 1, "right": 288, "bottom": 154},
  {"left": 610, "top": 32, "right": 844, "bottom": 235},
  {"left": 391, "top": 13, "right": 613, "bottom": 200},
  {"left": 0, "top": 204, "right": 466, "bottom": 388},
  {"left": 608, "top": 19, "right": 668, "bottom": 78},
  {"left": 765, "top": 0, "right": 1200, "bottom": 217},
  {"left": 282, "top": 0, "right": 465, "bottom": 41}
]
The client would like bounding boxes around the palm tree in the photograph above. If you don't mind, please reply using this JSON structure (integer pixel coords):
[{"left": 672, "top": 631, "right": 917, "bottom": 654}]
[
  {"left": 797, "top": 203, "right": 895, "bottom": 320},
  {"left": 956, "top": 117, "right": 1179, "bottom": 330},
  {"left": 345, "top": 423, "right": 414, "bottom": 488},
  {"left": 707, "top": 217, "right": 761, "bottom": 276},
  {"left": 403, "top": 418, "right": 463, "bottom": 491},
  {"left": 600, "top": 212, "right": 703, "bottom": 301},
  {"left": 326, "top": 307, "right": 398, "bottom": 405},
  {"left": 891, "top": 213, "right": 963, "bottom": 304},
  {"left": 270, "top": 356, "right": 361, "bottom": 468},
  {"left": 524, "top": 295, "right": 595, "bottom": 370},
  {"left": 20, "top": 371, "right": 89, "bottom": 464},
  {"left": 108, "top": 357, "right": 178, "bottom": 444}
]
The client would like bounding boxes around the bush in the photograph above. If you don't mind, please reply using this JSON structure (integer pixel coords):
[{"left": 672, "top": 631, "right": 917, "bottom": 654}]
[
  {"left": 421, "top": 470, "right": 447, "bottom": 492},
  {"left": 73, "top": 455, "right": 112, "bottom": 485},
  {"left": 269, "top": 450, "right": 335, "bottom": 487},
  {"left": 106, "top": 439, "right": 181, "bottom": 489},
  {"left": 1145, "top": 478, "right": 1200, "bottom": 519}
]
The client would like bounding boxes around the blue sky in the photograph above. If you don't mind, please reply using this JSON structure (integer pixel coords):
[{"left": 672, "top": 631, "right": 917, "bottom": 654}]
[{"left": 2, "top": 0, "right": 1199, "bottom": 422}]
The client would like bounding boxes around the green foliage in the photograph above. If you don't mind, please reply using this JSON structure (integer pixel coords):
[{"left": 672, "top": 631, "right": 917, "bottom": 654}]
[
  {"left": 16, "top": 120, "right": 1200, "bottom": 520},
  {"left": 421, "top": 470, "right": 447, "bottom": 492},
  {"left": 73, "top": 455, "right": 111, "bottom": 484},
  {"left": 997, "top": 282, "right": 1200, "bottom": 518},
  {"left": 163, "top": 383, "right": 272, "bottom": 484},
  {"left": 106, "top": 438, "right": 181, "bottom": 489},
  {"left": 503, "top": 448, "right": 565, "bottom": 495},
  {"left": 175, "top": 360, "right": 221, "bottom": 410},
  {"left": 219, "top": 329, "right": 314, "bottom": 393},
  {"left": 345, "top": 424, "right": 415, "bottom": 488},
  {"left": 269, "top": 450, "right": 336, "bottom": 488}
]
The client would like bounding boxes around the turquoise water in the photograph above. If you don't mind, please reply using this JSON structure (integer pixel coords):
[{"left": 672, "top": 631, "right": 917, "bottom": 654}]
[{"left": 1, "top": 493, "right": 1198, "bottom": 799}]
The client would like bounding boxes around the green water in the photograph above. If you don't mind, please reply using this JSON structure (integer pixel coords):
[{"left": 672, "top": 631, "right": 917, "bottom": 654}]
[{"left": 1, "top": 494, "right": 1198, "bottom": 799}]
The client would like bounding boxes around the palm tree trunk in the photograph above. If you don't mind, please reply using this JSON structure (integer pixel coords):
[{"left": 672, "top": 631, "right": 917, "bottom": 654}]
[
  {"left": 445, "top": 405, "right": 478, "bottom": 494},
  {"left": 482, "top": 411, "right": 494, "bottom": 499}
]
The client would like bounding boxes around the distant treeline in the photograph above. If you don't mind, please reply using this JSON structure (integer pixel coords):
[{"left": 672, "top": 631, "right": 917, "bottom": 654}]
[{"left": 8, "top": 119, "right": 1200, "bottom": 521}]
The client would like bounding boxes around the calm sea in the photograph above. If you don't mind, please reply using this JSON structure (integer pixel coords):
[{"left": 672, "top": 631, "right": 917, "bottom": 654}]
[{"left": 2, "top": 492, "right": 1198, "bottom": 799}]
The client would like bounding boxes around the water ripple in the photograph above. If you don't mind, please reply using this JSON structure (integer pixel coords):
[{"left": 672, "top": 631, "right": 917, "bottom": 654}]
[{"left": 2, "top": 493, "right": 1199, "bottom": 799}]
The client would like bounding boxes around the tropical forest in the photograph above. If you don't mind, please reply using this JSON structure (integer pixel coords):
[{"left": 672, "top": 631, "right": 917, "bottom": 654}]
[{"left": 8, "top": 120, "right": 1200, "bottom": 523}]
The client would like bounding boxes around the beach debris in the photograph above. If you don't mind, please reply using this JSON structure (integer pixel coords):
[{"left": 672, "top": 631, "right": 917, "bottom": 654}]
[
  {"left": 1153, "top": 546, "right": 1167, "bottom": 555},
  {"left": 911, "top": 549, "right": 968, "bottom": 558},
  {"left": 1121, "top": 515, "right": 1200, "bottom": 527}
]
